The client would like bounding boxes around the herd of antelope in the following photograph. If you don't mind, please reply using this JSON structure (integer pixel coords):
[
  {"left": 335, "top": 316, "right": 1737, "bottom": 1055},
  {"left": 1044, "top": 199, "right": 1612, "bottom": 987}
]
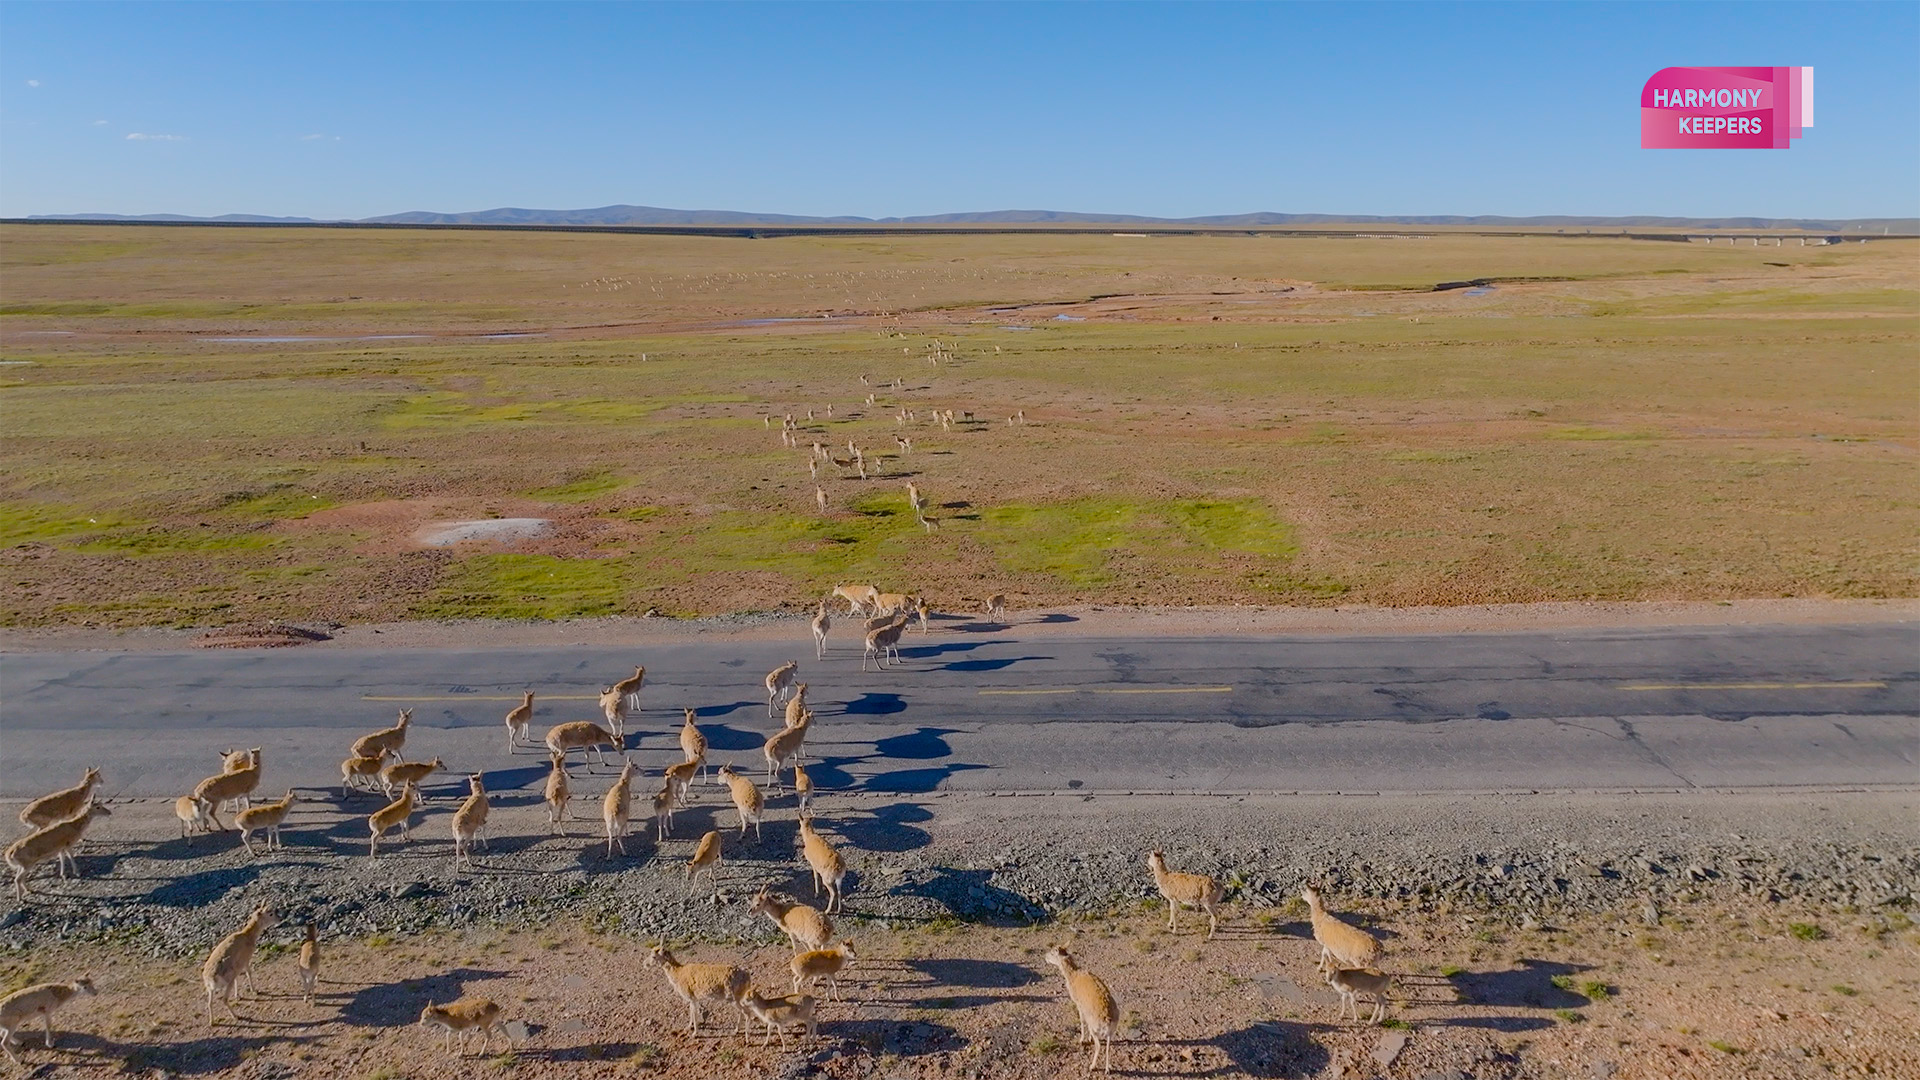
[{"left": 5, "top": 594, "right": 1397, "bottom": 1073}]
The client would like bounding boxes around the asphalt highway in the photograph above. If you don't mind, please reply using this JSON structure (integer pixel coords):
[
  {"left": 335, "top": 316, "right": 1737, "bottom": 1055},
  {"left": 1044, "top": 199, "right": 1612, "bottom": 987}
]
[{"left": 2, "top": 622, "right": 1914, "bottom": 800}]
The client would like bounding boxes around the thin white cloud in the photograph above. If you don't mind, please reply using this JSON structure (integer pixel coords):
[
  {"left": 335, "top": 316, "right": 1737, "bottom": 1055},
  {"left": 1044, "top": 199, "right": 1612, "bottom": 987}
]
[
  {"left": 126, "top": 133, "right": 185, "bottom": 142},
  {"left": 299, "top": 133, "right": 342, "bottom": 141},
  {"left": 26, "top": 79, "right": 40, "bottom": 88},
  {"left": 94, "top": 120, "right": 109, "bottom": 126}
]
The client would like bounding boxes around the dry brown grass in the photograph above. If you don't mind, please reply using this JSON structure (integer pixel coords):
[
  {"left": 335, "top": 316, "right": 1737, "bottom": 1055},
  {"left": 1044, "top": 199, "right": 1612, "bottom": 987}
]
[{"left": 2, "top": 225, "right": 1913, "bottom": 627}]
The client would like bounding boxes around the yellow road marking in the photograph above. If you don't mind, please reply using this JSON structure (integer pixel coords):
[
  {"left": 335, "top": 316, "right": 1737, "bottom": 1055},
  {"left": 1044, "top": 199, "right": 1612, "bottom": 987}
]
[
  {"left": 1619, "top": 681, "right": 1886, "bottom": 691},
  {"left": 362, "top": 694, "right": 600, "bottom": 702},
  {"left": 979, "top": 686, "right": 1233, "bottom": 697}
]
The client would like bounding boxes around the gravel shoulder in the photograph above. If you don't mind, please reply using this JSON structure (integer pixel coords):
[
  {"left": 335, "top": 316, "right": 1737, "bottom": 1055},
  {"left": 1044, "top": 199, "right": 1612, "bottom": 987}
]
[
  {"left": 3, "top": 788, "right": 1914, "bottom": 1077},
  {"left": 2, "top": 597, "right": 1912, "bottom": 653}
]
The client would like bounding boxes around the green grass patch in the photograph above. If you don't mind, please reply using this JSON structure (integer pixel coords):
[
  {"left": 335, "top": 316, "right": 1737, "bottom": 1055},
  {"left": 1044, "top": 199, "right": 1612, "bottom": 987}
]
[
  {"left": 1788, "top": 922, "right": 1827, "bottom": 941},
  {"left": 0, "top": 502, "right": 141, "bottom": 547},
  {"left": 70, "top": 528, "right": 278, "bottom": 555},
  {"left": 973, "top": 499, "right": 1142, "bottom": 586},
  {"left": 1165, "top": 498, "right": 1299, "bottom": 559},
  {"left": 219, "top": 487, "right": 338, "bottom": 520},
  {"left": 527, "top": 473, "right": 625, "bottom": 502},
  {"left": 416, "top": 554, "right": 626, "bottom": 620},
  {"left": 1548, "top": 426, "right": 1659, "bottom": 441}
]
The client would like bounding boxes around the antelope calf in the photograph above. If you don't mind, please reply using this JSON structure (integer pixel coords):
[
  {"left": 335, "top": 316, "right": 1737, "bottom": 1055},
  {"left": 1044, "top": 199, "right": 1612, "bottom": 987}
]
[
  {"left": 340, "top": 753, "right": 385, "bottom": 796},
  {"left": 686, "top": 830, "right": 722, "bottom": 893},
  {"left": 740, "top": 989, "right": 817, "bottom": 1048},
  {"left": 790, "top": 940, "right": 856, "bottom": 1000},
  {"left": 6, "top": 802, "right": 110, "bottom": 898},
  {"left": 793, "top": 762, "right": 815, "bottom": 813},
  {"left": 418, "top": 997, "right": 509, "bottom": 1056},
  {"left": 602, "top": 759, "right": 636, "bottom": 857},
  {"left": 18, "top": 768, "right": 102, "bottom": 830},
  {"left": 0, "top": 977, "right": 96, "bottom": 1063},
  {"left": 783, "top": 683, "right": 811, "bottom": 729},
  {"left": 644, "top": 946, "right": 749, "bottom": 1035},
  {"left": 367, "top": 783, "right": 419, "bottom": 857},
  {"left": 543, "top": 752, "right": 571, "bottom": 833},
  {"left": 202, "top": 906, "right": 279, "bottom": 1025},
  {"left": 451, "top": 774, "right": 489, "bottom": 865},
  {"left": 350, "top": 708, "right": 412, "bottom": 761},
  {"left": 1044, "top": 945, "right": 1120, "bottom": 1074},
  {"left": 504, "top": 691, "right": 535, "bottom": 750},
  {"left": 606, "top": 663, "right": 644, "bottom": 720},
  {"left": 983, "top": 594, "right": 1007, "bottom": 621},
  {"left": 297, "top": 923, "right": 320, "bottom": 1003},
  {"left": 1146, "top": 851, "right": 1224, "bottom": 938},
  {"left": 679, "top": 708, "right": 709, "bottom": 784},
  {"left": 1326, "top": 966, "right": 1393, "bottom": 1024},
  {"left": 174, "top": 795, "right": 216, "bottom": 840},
  {"left": 381, "top": 758, "right": 445, "bottom": 800},
  {"left": 862, "top": 615, "right": 910, "bottom": 671},
  {"left": 914, "top": 598, "right": 931, "bottom": 634},
  {"left": 545, "top": 720, "right": 624, "bottom": 767},
  {"left": 1303, "top": 885, "right": 1380, "bottom": 973},
  {"left": 749, "top": 886, "right": 834, "bottom": 951},
  {"left": 663, "top": 758, "right": 700, "bottom": 806},
  {"left": 234, "top": 790, "right": 297, "bottom": 855},
  {"left": 717, "top": 765, "right": 765, "bottom": 839},
  {"left": 765, "top": 660, "right": 799, "bottom": 718},
  {"left": 798, "top": 814, "right": 848, "bottom": 913}
]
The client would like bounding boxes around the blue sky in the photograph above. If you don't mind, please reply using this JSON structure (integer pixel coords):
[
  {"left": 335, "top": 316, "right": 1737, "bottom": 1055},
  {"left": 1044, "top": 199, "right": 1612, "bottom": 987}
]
[{"left": 1, "top": 1, "right": 1914, "bottom": 220}]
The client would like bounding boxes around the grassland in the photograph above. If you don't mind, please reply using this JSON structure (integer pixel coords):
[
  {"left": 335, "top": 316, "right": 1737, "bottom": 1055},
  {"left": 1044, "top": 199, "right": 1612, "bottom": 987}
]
[{"left": 1, "top": 225, "right": 1913, "bottom": 626}]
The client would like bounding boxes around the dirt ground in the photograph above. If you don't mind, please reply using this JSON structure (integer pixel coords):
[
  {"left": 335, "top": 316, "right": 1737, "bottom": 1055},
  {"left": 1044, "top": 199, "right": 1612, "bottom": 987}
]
[
  {"left": 4, "top": 227, "right": 1914, "bottom": 629},
  {"left": 3, "top": 789, "right": 1915, "bottom": 1079}
]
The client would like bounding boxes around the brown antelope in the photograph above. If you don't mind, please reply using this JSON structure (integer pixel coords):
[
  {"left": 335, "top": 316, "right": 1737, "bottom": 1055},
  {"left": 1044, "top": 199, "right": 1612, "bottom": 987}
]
[
  {"left": 687, "top": 830, "right": 722, "bottom": 893},
  {"left": 609, "top": 665, "right": 646, "bottom": 715},
  {"left": 504, "top": 691, "right": 535, "bottom": 750},
  {"left": 381, "top": 758, "right": 444, "bottom": 800},
  {"left": 1147, "top": 851, "right": 1224, "bottom": 939},
  {"left": 983, "top": 594, "right": 1007, "bottom": 621},
  {"left": 650, "top": 780, "right": 676, "bottom": 840},
  {"left": 367, "top": 783, "right": 418, "bottom": 857},
  {"left": 5, "top": 802, "right": 110, "bottom": 898},
  {"left": 451, "top": 774, "right": 489, "bottom": 865},
  {"left": 644, "top": 945, "right": 749, "bottom": 1035},
  {"left": 749, "top": 886, "right": 834, "bottom": 951},
  {"left": 678, "top": 707, "right": 708, "bottom": 784},
  {"left": 193, "top": 754, "right": 261, "bottom": 822},
  {"left": 798, "top": 813, "right": 848, "bottom": 913},
  {"left": 545, "top": 721, "right": 624, "bottom": 767},
  {"left": 862, "top": 615, "right": 910, "bottom": 671},
  {"left": 1303, "top": 885, "right": 1380, "bottom": 973},
  {"left": 602, "top": 759, "right": 636, "bottom": 856},
  {"left": 832, "top": 583, "right": 879, "bottom": 615},
  {"left": 1326, "top": 966, "right": 1393, "bottom": 1024},
  {"left": 174, "top": 795, "right": 215, "bottom": 841},
  {"left": 793, "top": 762, "right": 815, "bottom": 813},
  {"left": 18, "top": 768, "right": 102, "bottom": 830},
  {"left": 763, "top": 718, "right": 809, "bottom": 793},
  {"left": 810, "top": 600, "right": 832, "bottom": 659},
  {"left": 350, "top": 709, "right": 412, "bottom": 761},
  {"left": 765, "top": 660, "right": 799, "bottom": 718},
  {"left": 783, "top": 683, "right": 810, "bottom": 729},
  {"left": 543, "top": 752, "right": 571, "bottom": 833},
  {"left": 740, "top": 989, "right": 817, "bottom": 1048},
  {"left": 234, "top": 790, "right": 297, "bottom": 855},
  {"left": 717, "top": 765, "right": 765, "bottom": 839},
  {"left": 202, "top": 906, "right": 279, "bottom": 1025},
  {"left": 1045, "top": 945, "right": 1120, "bottom": 1074},
  {"left": 790, "top": 941, "right": 857, "bottom": 1001},
  {"left": 0, "top": 977, "right": 96, "bottom": 1063},
  {"left": 340, "top": 753, "right": 385, "bottom": 797},
  {"left": 297, "top": 923, "right": 320, "bottom": 1003},
  {"left": 418, "top": 997, "right": 509, "bottom": 1056}
]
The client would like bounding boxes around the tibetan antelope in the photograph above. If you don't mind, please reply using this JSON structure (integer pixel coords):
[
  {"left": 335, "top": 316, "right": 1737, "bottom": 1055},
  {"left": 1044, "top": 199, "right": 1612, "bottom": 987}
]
[
  {"left": 504, "top": 691, "right": 535, "bottom": 750},
  {"left": 545, "top": 721, "right": 624, "bottom": 767},
  {"left": 18, "top": 768, "right": 102, "bottom": 830},
  {"left": 749, "top": 886, "right": 834, "bottom": 951},
  {"left": 0, "top": 977, "right": 96, "bottom": 1062},
  {"left": 1045, "top": 945, "right": 1120, "bottom": 1074},
  {"left": 765, "top": 660, "right": 799, "bottom": 718},
  {"left": 644, "top": 946, "right": 749, "bottom": 1036},
  {"left": 5, "top": 802, "right": 110, "bottom": 899},
  {"left": 1303, "top": 885, "right": 1381, "bottom": 973},
  {"left": 350, "top": 709, "right": 412, "bottom": 761},
  {"left": 202, "top": 906, "right": 278, "bottom": 1025},
  {"left": 1147, "top": 851, "right": 1224, "bottom": 938}
]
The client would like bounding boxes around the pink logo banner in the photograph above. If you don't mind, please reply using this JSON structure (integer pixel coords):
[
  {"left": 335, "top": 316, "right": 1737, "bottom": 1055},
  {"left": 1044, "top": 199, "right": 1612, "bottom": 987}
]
[{"left": 1641, "top": 67, "right": 1813, "bottom": 149}]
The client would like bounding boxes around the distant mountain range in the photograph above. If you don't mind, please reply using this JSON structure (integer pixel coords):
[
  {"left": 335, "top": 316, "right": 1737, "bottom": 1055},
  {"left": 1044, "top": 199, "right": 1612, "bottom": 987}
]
[{"left": 20, "top": 205, "right": 1918, "bottom": 231}]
